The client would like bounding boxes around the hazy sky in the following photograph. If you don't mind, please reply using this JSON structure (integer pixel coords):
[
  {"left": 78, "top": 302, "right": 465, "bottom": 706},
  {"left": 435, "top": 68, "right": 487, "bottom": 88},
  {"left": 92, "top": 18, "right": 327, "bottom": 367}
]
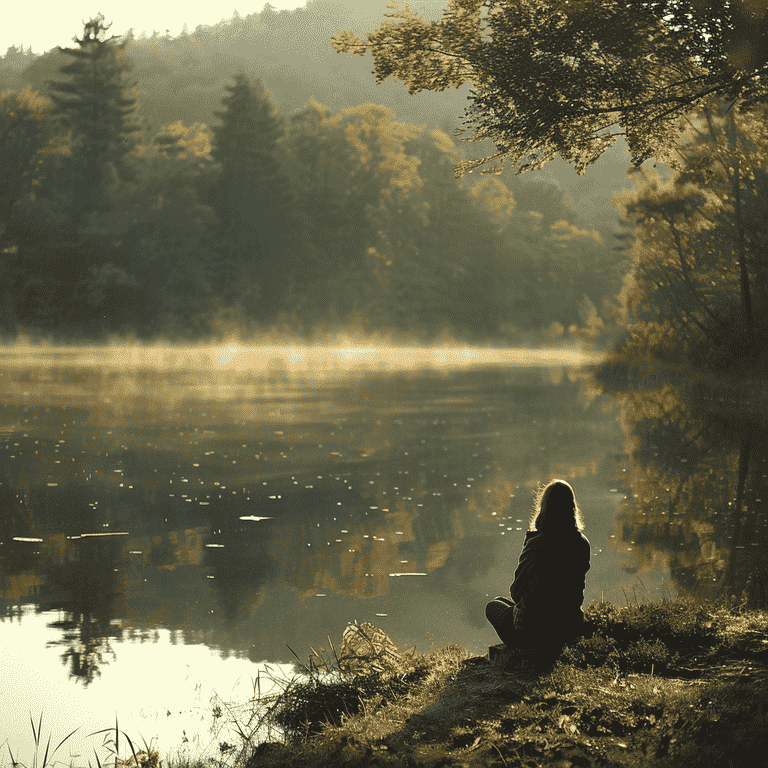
[{"left": 2, "top": 2, "right": 307, "bottom": 55}]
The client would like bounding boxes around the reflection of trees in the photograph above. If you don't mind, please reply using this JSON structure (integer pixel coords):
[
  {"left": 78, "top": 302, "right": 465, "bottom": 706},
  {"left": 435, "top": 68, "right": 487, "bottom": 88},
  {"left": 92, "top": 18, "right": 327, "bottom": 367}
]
[
  {"left": 41, "top": 536, "right": 126, "bottom": 685},
  {"left": 0, "top": 367, "right": 621, "bottom": 665},
  {"left": 612, "top": 381, "right": 768, "bottom": 606},
  {"left": 270, "top": 369, "right": 615, "bottom": 601},
  {"left": 203, "top": 523, "right": 273, "bottom": 625}
]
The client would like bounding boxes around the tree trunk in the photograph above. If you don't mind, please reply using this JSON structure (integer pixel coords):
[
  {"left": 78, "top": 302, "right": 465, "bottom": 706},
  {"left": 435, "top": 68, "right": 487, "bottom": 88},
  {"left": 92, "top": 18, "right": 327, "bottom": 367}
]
[{"left": 725, "top": 429, "right": 752, "bottom": 605}]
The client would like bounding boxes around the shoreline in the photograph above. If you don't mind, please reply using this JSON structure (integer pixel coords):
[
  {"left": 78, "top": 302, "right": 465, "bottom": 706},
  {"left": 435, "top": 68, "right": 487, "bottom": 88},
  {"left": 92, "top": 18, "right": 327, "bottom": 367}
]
[
  {"left": 169, "top": 598, "right": 768, "bottom": 768},
  {"left": 8, "top": 598, "right": 768, "bottom": 768}
]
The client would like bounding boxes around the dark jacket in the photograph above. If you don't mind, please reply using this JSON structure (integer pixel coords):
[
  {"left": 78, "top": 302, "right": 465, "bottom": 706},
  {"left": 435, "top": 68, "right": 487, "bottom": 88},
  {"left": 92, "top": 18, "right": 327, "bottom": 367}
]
[{"left": 509, "top": 529, "right": 591, "bottom": 622}]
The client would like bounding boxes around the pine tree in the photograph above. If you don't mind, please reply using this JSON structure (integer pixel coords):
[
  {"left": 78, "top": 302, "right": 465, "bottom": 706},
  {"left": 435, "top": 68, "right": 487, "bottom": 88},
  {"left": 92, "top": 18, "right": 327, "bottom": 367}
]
[
  {"left": 46, "top": 13, "right": 142, "bottom": 228},
  {"left": 208, "top": 71, "right": 293, "bottom": 324}
]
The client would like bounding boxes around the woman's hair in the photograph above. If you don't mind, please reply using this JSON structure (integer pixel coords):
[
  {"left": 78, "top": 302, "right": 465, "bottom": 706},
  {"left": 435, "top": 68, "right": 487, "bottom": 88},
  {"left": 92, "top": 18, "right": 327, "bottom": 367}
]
[{"left": 529, "top": 479, "right": 584, "bottom": 532}]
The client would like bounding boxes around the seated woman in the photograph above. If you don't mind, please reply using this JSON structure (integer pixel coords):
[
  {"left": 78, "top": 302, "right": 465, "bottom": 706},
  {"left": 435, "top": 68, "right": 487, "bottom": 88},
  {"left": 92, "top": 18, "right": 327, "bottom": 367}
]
[{"left": 486, "top": 479, "right": 590, "bottom": 652}]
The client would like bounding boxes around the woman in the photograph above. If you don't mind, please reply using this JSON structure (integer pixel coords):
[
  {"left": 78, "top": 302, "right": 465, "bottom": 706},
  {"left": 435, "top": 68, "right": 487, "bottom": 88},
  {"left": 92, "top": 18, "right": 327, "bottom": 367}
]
[{"left": 486, "top": 479, "right": 590, "bottom": 650}]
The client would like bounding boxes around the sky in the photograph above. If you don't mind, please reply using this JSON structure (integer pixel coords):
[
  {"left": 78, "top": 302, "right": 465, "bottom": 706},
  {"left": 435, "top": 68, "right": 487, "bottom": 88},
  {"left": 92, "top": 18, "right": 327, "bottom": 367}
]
[{"left": 1, "top": 1, "right": 307, "bottom": 55}]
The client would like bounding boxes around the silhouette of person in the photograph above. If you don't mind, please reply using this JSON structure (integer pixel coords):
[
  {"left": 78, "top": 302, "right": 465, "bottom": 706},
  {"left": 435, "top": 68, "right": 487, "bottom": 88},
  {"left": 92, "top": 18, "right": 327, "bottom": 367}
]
[{"left": 486, "top": 479, "right": 590, "bottom": 651}]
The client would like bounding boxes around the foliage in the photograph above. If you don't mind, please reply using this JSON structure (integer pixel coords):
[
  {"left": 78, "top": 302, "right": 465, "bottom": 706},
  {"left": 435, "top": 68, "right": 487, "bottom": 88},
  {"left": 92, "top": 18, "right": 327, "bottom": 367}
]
[
  {"left": 614, "top": 102, "right": 768, "bottom": 368},
  {"left": 0, "top": 87, "right": 60, "bottom": 230},
  {"left": 281, "top": 99, "right": 421, "bottom": 325},
  {"left": 45, "top": 13, "right": 142, "bottom": 220},
  {"left": 585, "top": 598, "right": 717, "bottom": 648},
  {"left": 84, "top": 121, "right": 218, "bottom": 338},
  {"left": 0, "top": 9, "right": 628, "bottom": 341},
  {"left": 268, "top": 671, "right": 415, "bottom": 741},
  {"left": 205, "top": 71, "right": 297, "bottom": 324},
  {"left": 561, "top": 598, "right": 720, "bottom": 674},
  {"left": 332, "top": 0, "right": 768, "bottom": 175},
  {"left": 0, "top": 45, "right": 36, "bottom": 91}
]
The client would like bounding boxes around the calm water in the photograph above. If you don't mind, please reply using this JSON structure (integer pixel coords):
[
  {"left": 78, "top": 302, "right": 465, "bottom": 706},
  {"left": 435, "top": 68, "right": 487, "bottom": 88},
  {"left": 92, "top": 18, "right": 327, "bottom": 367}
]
[{"left": 0, "top": 345, "right": 716, "bottom": 761}]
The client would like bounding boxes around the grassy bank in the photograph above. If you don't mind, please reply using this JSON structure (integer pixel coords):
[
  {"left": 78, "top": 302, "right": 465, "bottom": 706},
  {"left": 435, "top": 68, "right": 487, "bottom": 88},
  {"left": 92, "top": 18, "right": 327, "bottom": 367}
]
[
  {"left": 230, "top": 598, "right": 768, "bottom": 768},
  {"left": 8, "top": 598, "right": 767, "bottom": 768}
]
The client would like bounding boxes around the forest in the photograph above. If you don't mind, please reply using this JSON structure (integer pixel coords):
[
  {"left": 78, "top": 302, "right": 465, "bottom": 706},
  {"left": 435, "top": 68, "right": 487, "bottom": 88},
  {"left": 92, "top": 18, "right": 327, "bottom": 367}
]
[
  {"left": 0, "top": 3, "right": 626, "bottom": 344},
  {"left": 0, "top": 0, "right": 766, "bottom": 367}
]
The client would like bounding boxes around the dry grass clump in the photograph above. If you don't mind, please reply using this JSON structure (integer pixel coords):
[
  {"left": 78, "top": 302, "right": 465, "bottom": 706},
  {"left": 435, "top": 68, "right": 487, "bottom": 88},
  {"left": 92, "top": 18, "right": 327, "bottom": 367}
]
[
  {"left": 251, "top": 624, "right": 460, "bottom": 746},
  {"left": 267, "top": 663, "right": 427, "bottom": 742}
]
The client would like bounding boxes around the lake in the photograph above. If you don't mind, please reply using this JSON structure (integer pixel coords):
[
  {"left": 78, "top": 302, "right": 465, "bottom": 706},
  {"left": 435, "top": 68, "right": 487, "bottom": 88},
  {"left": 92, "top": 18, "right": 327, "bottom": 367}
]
[{"left": 0, "top": 344, "right": 700, "bottom": 762}]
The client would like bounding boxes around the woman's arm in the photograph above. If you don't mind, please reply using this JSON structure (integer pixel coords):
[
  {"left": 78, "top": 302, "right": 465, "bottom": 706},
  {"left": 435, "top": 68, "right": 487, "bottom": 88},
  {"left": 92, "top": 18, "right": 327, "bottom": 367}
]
[{"left": 509, "top": 533, "right": 539, "bottom": 602}]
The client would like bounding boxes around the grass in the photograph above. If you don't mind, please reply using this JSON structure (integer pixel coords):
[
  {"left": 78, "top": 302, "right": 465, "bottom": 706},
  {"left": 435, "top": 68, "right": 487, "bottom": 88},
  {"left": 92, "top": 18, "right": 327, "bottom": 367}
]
[
  {"left": 6, "top": 598, "right": 768, "bottom": 768},
  {"left": 234, "top": 596, "right": 768, "bottom": 768},
  {"left": 1, "top": 716, "right": 210, "bottom": 768}
]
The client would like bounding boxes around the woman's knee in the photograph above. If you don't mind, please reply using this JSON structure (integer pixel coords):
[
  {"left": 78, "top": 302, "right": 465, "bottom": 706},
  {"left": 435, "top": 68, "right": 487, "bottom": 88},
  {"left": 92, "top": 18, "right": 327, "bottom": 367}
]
[{"left": 486, "top": 600, "right": 517, "bottom": 643}]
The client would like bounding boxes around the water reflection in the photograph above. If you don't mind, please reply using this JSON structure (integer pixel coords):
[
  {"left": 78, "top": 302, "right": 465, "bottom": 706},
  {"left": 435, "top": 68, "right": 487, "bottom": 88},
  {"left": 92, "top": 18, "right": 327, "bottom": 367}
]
[
  {"left": 598, "top": 369, "right": 768, "bottom": 606},
  {"left": 0, "top": 344, "right": 638, "bottom": 763},
  {"left": 0, "top": 346, "right": 619, "bottom": 684}
]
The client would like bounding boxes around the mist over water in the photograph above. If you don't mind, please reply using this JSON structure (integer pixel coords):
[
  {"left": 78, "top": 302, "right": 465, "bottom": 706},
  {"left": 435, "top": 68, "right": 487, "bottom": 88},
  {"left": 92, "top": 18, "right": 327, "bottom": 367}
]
[
  {"left": 0, "top": 342, "right": 649, "bottom": 761},
  {"left": 0, "top": 342, "right": 599, "bottom": 371}
]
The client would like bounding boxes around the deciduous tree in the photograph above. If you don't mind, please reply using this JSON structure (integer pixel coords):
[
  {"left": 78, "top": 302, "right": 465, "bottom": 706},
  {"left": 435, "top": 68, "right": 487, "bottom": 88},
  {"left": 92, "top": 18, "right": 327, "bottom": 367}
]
[
  {"left": 614, "top": 104, "right": 768, "bottom": 367},
  {"left": 332, "top": 0, "right": 768, "bottom": 175}
]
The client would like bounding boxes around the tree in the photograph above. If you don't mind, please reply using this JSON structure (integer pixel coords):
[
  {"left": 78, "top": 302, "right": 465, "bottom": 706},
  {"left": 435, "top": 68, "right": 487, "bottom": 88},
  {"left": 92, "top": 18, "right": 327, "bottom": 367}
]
[
  {"left": 84, "top": 121, "right": 218, "bottom": 338},
  {"left": 0, "top": 87, "right": 75, "bottom": 330},
  {"left": 206, "top": 71, "right": 295, "bottom": 324},
  {"left": 281, "top": 99, "right": 424, "bottom": 326},
  {"left": 45, "top": 13, "right": 142, "bottom": 225},
  {"left": 332, "top": 0, "right": 768, "bottom": 175},
  {"left": 614, "top": 103, "right": 768, "bottom": 367},
  {"left": 0, "top": 87, "right": 61, "bottom": 241},
  {"left": 383, "top": 128, "right": 514, "bottom": 335},
  {"left": 0, "top": 45, "right": 38, "bottom": 91}
]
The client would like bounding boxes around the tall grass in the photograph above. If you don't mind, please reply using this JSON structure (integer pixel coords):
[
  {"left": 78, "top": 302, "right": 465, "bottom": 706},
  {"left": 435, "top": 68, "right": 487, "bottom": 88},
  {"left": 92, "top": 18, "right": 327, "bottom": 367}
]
[
  {"left": 3, "top": 715, "right": 145, "bottom": 768},
  {"left": 4, "top": 713, "right": 79, "bottom": 768}
]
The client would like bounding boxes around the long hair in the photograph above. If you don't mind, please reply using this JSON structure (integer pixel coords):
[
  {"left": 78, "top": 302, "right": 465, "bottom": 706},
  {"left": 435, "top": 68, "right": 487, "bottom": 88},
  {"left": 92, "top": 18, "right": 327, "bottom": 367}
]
[{"left": 528, "top": 479, "right": 584, "bottom": 532}]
